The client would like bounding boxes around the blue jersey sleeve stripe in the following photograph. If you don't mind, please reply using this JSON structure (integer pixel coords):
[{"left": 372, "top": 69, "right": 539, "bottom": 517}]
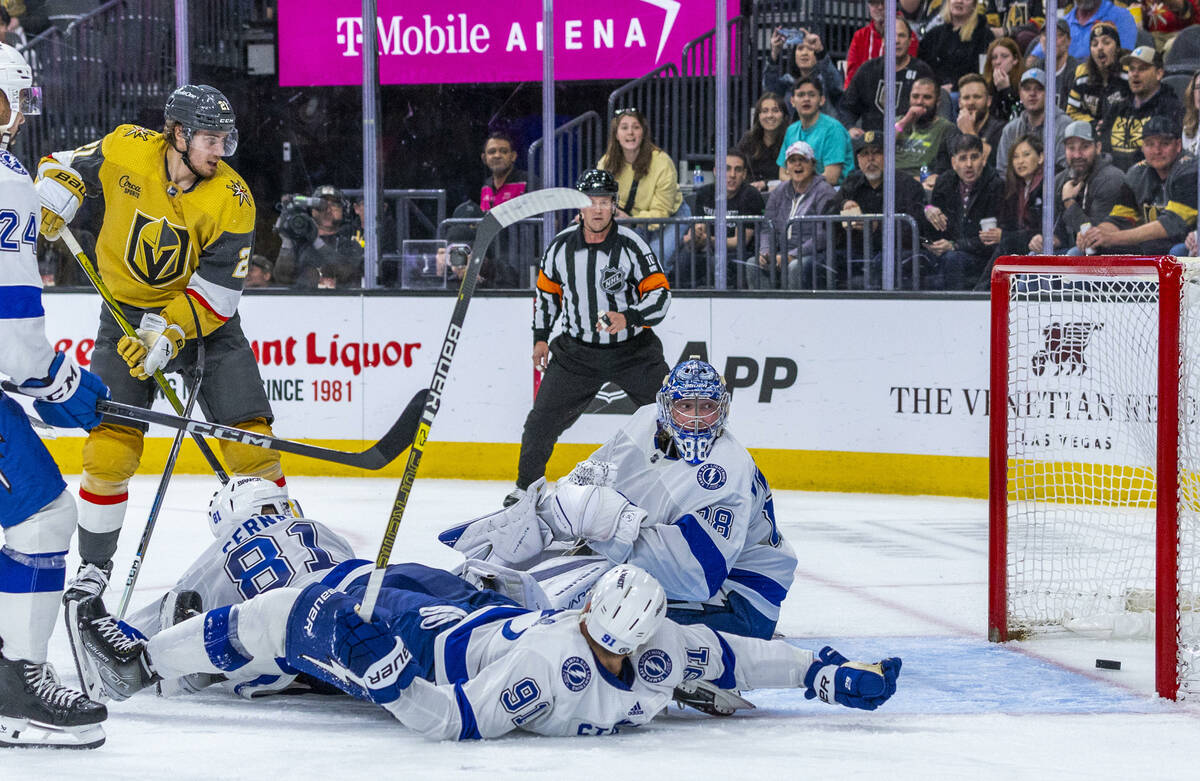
[
  {"left": 203, "top": 605, "right": 253, "bottom": 672},
  {"left": 441, "top": 605, "right": 530, "bottom": 683},
  {"left": 727, "top": 568, "right": 788, "bottom": 607},
  {"left": 453, "top": 682, "right": 482, "bottom": 740},
  {"left": 673, "top": 513, "right": 729, "bottom": 598},
  {"left": 712, "top": 632, "right": 738, "bottom": 690},
  {"left": 0, "top": 548, "right": 66, "bottom": 593},
  {"left": 0, "top": 285, "right": 43, "bottom": 319}
]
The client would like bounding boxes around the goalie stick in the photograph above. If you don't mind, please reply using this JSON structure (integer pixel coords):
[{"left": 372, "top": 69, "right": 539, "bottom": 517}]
[
  {"left": 2, "top": 382, "right": 427, "bottom": 471},
  {"left": 356, "top": 187, "right": 591, "bottom": 620},
  {"left": 58, "top": 227, "right": 229, "bottom": 482}
]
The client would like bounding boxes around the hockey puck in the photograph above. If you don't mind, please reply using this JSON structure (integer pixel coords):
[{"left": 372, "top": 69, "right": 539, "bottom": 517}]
[{"left": 1095, "top": 659, "right": 1122, "bottom": 670}]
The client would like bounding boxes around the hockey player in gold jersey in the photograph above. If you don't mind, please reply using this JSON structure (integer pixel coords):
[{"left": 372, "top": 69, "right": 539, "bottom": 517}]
[{"left": 34, "top": 84, "right": 286, "bottom": 602}]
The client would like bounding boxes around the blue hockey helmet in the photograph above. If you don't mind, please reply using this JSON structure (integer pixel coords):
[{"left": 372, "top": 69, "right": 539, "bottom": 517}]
[{"left": 656, "top": 358, "right": 730, "bottom": 465}]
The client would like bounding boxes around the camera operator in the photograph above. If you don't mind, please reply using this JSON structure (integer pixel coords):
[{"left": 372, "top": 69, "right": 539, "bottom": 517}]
[{"left": 273, "top": 185, "right": 364, "bottom": 289}]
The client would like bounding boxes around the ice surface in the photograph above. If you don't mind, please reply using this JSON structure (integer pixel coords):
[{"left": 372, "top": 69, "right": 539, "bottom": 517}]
[{"left": 7, "top": 477, "right": 1198, "bottom": 780}]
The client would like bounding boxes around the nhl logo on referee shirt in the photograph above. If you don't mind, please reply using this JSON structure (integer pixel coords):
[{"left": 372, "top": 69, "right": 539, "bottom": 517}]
[
  {"left": 637, "top": 649, "right": 672, "bottom": 683},
  {"left": 696, "top": 464, "right": 727, "bottom": 490},
  {"left": 561, "top": 656, "right": 592, "bottom": 692},
  {"left": 600, "top": 265, "right": 625, "bottom": 293}
]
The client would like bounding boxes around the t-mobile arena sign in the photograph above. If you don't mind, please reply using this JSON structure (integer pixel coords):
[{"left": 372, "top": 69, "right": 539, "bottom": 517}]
[{"left": 278, "top": 1, "right": 735, "bottom": 86}]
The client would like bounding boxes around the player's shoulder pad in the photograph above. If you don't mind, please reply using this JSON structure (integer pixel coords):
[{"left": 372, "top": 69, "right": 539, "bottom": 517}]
[
  {"left": 208, "top": 164, "right": 256, "bottom": 228},
  {"left": 0, "top": 149, "right": 29, "bottom": 177},
  {"left": 102, "top": 123, "right": 165, "bottom": 164}
]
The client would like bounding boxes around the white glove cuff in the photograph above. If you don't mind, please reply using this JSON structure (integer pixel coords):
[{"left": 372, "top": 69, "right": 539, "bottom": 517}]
[{"left": 18, "top": 352, "right": 79, "bottom": 401}]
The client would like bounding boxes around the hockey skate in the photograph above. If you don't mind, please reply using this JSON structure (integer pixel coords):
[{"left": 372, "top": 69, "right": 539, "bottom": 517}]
[
  {"left": 62, "top": 561, "right": 113, "bottom": 702},
  {"left": 671, "top": 679, "right": 756, "bottom": 717},
  {"left": 154, "top": 590, "right": 222, "bottom": 697},
  {"left": 0, "top": 650, "right": 106, "bottom": 750},
  {"left": 72, "top": 596, "right": 159, "bottom": 702}
]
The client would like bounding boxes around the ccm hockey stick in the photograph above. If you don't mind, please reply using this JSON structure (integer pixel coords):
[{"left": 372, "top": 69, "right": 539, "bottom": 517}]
[
  {"left": 58, "top": 227, "right": 229, "bottom": 482},
  {"left": 356, "top": 187, "right": 591, "bottom": 620},
  {"left": 2, "top": 382, "right": 427, "bottom": 471}
]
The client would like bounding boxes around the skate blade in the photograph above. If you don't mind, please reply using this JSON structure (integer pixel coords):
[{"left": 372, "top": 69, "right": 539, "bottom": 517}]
[
  {"left": 63, "top": 600, "right": 110, "bottom": 704},
  {"left": 0, "top": 717, "right": 105, "bottom": 750}
]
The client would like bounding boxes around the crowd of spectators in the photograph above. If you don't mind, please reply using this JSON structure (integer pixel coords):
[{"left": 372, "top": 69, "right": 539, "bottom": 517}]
[{"left": 32, "top": 0, "right": 1200, "bottom": 293}]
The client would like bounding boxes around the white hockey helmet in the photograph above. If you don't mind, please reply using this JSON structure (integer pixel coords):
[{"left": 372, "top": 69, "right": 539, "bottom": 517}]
[
  {"left": 581, "top": 564, "right": 666, "bottom": 655},
  {"left": 206, "top": 477, "right": 300, "bottom": 537},
  {"left": 0, "top": 43, "right": 39, "bottom": 144}
]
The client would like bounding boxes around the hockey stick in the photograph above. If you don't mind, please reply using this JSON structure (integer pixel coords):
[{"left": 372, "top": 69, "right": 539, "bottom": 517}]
[
  {"left": 58, "top": 227, "right": 229, "bottom": 482},
  {"left": 115, "top": 360, "right": 203, "bottom": 619},
  {"left": 2, "top": 381, "right": 427, "bottom": 471},
  {"left": 356, "top": 187, "right": 591, "bottom": 620}
]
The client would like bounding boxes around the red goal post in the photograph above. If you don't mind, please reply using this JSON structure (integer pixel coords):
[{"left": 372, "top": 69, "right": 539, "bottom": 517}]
[{"left": 988, "top": 255, "right": 1197, "bottom": 701}]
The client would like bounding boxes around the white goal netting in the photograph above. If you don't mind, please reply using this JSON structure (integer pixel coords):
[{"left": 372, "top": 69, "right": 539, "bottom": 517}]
[{"left": 1002, "top": 261, "right": 1200, "bottom": 699}]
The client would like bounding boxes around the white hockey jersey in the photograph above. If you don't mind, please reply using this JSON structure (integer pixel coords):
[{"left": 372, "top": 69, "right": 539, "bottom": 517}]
[
  {"left": 127, "top": 514, "right": 357, "bottom": 637},
  {"left": 387, "top": 603, "right": 814, "bottom": 739},
  {"left": 0, "top": 148, "right": 54, "bottom": 385},
  {"left": 586, "top": 406, "right": 797, "bottom": 624}
]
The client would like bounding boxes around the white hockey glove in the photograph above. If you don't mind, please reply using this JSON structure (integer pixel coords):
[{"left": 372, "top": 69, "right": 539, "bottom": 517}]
[
  {"left": 563, "top": 458, "right": 618, "bottom": 488},
  {"left": 541, "top": 483, "right": 646, "bottom": 562},
  {"left": 35, "top": 159, "right": 85, "bottom": 241},
  {"left": 438, "top": 478, "right": 553, "bottom": 566},
  {"left": 117, "top": 312, "right": 186, "bottom": 380}
]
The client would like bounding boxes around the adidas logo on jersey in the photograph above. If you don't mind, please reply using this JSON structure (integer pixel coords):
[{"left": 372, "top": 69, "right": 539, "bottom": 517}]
[{"left": 628, "top": 702, "right": 643, "bottom": 716}]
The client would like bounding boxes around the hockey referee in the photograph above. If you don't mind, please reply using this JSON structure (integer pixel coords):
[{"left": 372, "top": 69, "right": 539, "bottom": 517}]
[{"left": 505, "top": 168, "right": 671, "bottom": 506}]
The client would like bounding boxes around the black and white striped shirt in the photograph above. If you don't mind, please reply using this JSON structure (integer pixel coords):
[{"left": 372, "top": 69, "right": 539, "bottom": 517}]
[{"left": 534, "top": 223, "right": 671, "bottom": 345}]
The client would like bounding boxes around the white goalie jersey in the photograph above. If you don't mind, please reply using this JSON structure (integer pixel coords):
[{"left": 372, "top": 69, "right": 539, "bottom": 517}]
[
  {"left": 587, "top": 405, "right": 797, "bottom": 624},
  {"left": 126, "top": 514, "right": 357, "bottom": 637},
  {"left": 388, "top": 603, "right": 815, "bottom": 740}
]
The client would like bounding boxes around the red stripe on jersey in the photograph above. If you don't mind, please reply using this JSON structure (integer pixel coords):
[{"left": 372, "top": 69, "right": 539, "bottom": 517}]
[{"left": 187, "top": 289, "right": 230, "bottom": 322}]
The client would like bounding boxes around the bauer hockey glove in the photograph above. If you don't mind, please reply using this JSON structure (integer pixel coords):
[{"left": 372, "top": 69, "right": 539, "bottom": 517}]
[
  {"left": 802, "top": 646, "right": 902, "bottom": 711},
  {"left": 330, "top": 610, "right": 414, "bottom": 705},
  {"left": 35, "top": 159, "right": 85, "bottom": 241},
  {"left": 117, "top": 312, "right": 186, "bottom": 380},
  {"left": 19, "top": 351, "right": 110, "bottom": 430}
]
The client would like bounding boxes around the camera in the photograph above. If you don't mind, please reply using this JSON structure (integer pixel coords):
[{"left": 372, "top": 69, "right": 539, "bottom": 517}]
[
  {"left": 447, "top": 243, "right": 470, "bottom": 269},
  {"left": 777, "top": 27, "right": 807, "bottom": 46},
  {"left": 274, "top": 194, "right": 318, "bottom": 244}
]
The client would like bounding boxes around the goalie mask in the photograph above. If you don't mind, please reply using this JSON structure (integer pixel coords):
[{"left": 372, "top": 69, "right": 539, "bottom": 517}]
[
  {"left": 206, "top": 477, "right": 300, "bottom": 537},
  {"left": 582, "top": 564, "right": 666, "bottom": 655},
  {"left": 0, "top": 43, "right": 40, "bottom": 147},
  {"left": 656, "top": 358, "right": 730, "bottom": 465}
]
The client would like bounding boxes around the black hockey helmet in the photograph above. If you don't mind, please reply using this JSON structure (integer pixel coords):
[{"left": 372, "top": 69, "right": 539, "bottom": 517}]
[
  {"left": 164, "top": 84, "right": 238, "bottom": 156},
  {"left": 576, "top": 168, "right": 619, "bottom": 197}
]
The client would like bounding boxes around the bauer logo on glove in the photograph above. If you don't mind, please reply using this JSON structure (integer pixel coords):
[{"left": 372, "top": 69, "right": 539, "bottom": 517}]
[{"left": 35, "top": 158, "right": 85, "bottom": 241}]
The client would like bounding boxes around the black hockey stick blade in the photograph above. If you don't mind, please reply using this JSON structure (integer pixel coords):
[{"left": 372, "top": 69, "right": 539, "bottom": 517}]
[
  {"left": 355, "top": 187, "right": 590, "bottom": 621},
  {"left": 4, "top": 380, "right": 426, "bottom": 470}
]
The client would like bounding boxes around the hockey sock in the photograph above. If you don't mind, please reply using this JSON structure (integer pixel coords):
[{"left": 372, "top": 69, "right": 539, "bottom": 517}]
[{"left": 0, "top": 491, "right": 75, "bottom": 662}]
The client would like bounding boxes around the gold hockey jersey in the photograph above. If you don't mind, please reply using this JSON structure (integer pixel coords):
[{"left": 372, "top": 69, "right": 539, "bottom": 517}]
[{"left": 50, "top": 124, "right": 255, "bottom": 338}]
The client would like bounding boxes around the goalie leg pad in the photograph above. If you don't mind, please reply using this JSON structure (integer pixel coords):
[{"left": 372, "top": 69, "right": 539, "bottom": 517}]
[{"left": 438, "top": 478, "right": 553, "bottom": 566}]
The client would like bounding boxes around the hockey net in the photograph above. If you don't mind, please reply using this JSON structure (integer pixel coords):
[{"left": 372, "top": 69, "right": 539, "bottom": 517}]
[{"left": 989, "top": 256, "right": 1200, "bottom": 700}]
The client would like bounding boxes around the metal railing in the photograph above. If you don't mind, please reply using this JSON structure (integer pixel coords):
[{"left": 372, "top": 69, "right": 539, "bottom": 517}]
[
  {"left": 768, "top": 213, "right": 924, "bottom": 290},
  {"left": 607, "top": 63, "right": 682, "bottom": 164},
  {"left": 341, "top": 188, "right": 448, "bottom": 252},
  {"left": 16, "top": 0, "right": 174, "bottom": 161},
  {"left": 527, "top": 111, "right": 604, "bottom": 190},
  {"left": 428, "top": 217, "right": 546, "bottom": 290}
]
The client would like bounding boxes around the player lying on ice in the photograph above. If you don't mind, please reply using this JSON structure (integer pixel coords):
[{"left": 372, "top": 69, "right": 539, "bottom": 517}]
[{"left": 71, "top": 562, "right": 900, "bottom": 739}]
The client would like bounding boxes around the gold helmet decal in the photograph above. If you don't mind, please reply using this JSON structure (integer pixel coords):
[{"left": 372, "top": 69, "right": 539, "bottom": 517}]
[{"left": 123, "top": 210, "right": 193, "bottom": 286}]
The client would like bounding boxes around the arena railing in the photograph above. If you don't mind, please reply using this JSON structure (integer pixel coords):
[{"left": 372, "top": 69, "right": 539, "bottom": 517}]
[
  {"left": 607, "top": 62, "right": 682, "bottom": 167},
  {"left": 778, "top": 213, "right": 925, "bottom": 291},
  {"left": 527, "top": 111, "right": 604, "bottom": 190},
  {"left": 342, "top": 188, "right": 447, "bottom": 255}
]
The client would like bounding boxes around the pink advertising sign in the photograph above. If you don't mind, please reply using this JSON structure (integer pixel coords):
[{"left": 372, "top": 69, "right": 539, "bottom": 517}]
[{"left": 278, "top": 1, "right": 735, "bottom": 86}]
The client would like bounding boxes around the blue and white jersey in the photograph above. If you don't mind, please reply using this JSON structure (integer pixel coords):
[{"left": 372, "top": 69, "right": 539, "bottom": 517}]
[
  {"left": 0, "top": 148, "right": 54, "bottom": 386},
  {"left": 386, "top": 604, "right": 813, "bottom": 740},
  {"left": 587, "top": 405, "right": 797, "bottom": 625},
  {"left": 127, "top": 514, "right": 357, "bottom": 637}
]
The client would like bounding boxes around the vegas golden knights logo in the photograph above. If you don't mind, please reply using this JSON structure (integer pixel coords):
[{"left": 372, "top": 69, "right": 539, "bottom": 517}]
[{"left": 124, "top": 211, "right": 192, "bottom": 286}]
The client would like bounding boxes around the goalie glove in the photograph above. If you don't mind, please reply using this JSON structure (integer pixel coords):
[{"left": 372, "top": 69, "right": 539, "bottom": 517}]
[
  {"left": 117, "top": 312, "right": 186, "bottom": 380},
  {"left": 542, "top": 482, "right": 646, "bottom": 562},
  {"left": 36, "top": 159, "right": 85, "bottom": 241},
  {"left": 563, "top": 459, "right": 618, "bottom": 488},
  {"left": 18, "top": 351, "right": 110, "bottom": 430},
  {"left": 802, "top": 646, "right": 902, "bottom": 711}
]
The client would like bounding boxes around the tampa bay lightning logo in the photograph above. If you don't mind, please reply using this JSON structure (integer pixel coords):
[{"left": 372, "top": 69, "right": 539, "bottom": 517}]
[
  {"left": 637, "top": 649, "right": 672, "bottom": 683},
  {"left": 561, "top": 656, "right": 592, "bottom": 692},
  {"left": 0, "top": 150, "right": 27, "bottom": 175},
  {"left": 696, "top": 464, "right": 727, "bottom": 490}
]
